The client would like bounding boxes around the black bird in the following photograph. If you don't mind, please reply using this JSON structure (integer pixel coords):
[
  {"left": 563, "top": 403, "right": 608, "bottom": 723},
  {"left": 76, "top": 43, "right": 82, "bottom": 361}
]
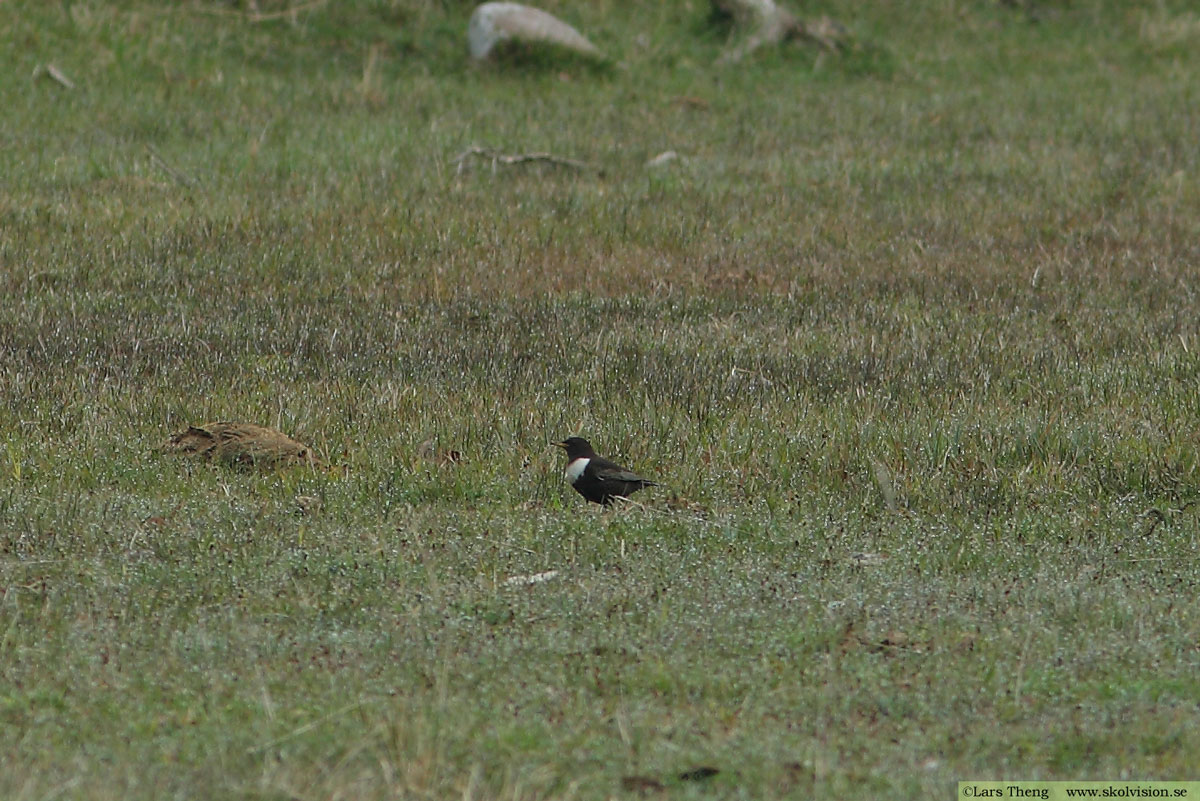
[{"left": 553, "top": 436, "right": 657, "bottom": 506}]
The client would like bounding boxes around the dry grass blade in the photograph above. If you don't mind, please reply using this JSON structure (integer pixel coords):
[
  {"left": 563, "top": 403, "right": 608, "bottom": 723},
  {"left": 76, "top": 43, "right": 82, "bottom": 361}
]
[
  {"left": 146, "top": 145, "right": 200, "bottom": 189},
  {"left": 452, "top": 145, "right": 597, "bottom": 174},
  {"left": 190, "top": 0, "right": 329, "bottom": 23},
  {"left": 165, "top": 422, "right": 322, "bottom": 469}
]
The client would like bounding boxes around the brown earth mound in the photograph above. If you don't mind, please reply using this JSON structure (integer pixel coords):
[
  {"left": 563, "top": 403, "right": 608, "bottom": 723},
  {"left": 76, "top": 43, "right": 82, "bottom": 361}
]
[{"left": 165, "top": 422, "right": 321, "bottom": 469}]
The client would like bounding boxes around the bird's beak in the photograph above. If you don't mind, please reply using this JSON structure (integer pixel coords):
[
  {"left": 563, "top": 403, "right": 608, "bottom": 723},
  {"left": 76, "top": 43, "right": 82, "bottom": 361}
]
[{"left": 551, "top": 440, "right": 566, "bottom": 449}]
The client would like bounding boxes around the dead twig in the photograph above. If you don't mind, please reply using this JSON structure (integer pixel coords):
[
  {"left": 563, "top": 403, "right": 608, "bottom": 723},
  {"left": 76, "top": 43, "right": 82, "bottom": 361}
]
[
  {"left": 33, "top": 64, "right": 76, "bottom": 90},
  {"left": 1140, "top": 500, "right": 1198, "bottom": 539},
  {"left": 452, "top": 146, "right": 597, "bottom": 175},
  {"left": 146, "top": 145, "right": 201, "bottom": 189},
  {"left": 1140, "top": 508, "right": 1166, "bottom": 539}
]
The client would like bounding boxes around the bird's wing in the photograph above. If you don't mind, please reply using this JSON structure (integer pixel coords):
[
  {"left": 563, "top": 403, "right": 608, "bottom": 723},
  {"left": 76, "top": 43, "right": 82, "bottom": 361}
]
[{"left": 590, "top": 458, "right": 651, "bottom": 484}]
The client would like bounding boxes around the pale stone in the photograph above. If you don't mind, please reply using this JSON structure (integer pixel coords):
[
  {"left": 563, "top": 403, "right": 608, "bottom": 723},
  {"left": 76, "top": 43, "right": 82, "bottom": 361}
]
[{"left": 468, "top": 3, "right": 604, "bottom": 61}]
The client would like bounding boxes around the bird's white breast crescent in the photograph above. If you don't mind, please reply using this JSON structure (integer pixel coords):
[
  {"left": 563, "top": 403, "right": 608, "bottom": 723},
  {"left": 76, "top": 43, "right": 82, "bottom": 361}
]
[{"left": 565, "top": 457, "right": 590, "bottom": 483}]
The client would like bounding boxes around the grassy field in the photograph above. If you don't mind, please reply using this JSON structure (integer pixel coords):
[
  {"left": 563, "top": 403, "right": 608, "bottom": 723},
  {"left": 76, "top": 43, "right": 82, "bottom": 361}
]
[{"left": 3, "top": 0, "right": 1200, "bottom": 798}]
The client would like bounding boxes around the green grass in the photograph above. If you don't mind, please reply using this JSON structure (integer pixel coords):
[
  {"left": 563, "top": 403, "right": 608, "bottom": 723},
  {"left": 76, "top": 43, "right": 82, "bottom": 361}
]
[{"left": 3, "top": 0, "right": 1200, "bottom": 798}]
